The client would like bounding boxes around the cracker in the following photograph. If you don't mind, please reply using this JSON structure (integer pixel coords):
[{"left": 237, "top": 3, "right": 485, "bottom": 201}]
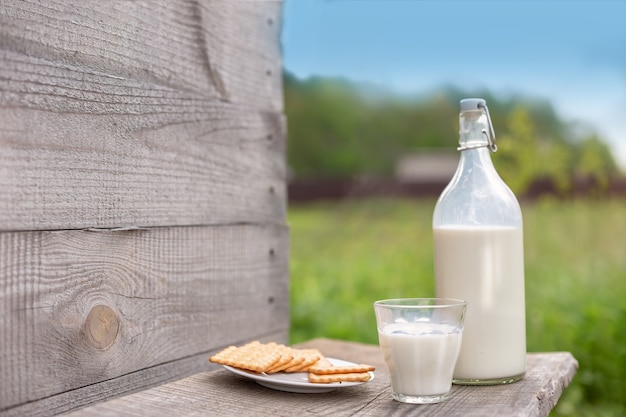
[
  {"left": 312, "top": 356, "right": 334, "bottom": 369},
  {"left": 266, "top": 353, "right": 302, "bottom": 373},
  {"left": 264, "top": 354, "right": 295, "bottom": 373},
  {"left": 308, "top": 372, "right": 372, "bottom": 383},
  {"left": 267, "top": 347, "right": 320, "bottom": 373},
  {"left": 265, "top": 344, "right": 301, "bottom": 373},
  {"left": 209, "top": 341, "right": 372, "bottom": 382},
  {"left": 282, "top": 348, "right": 322, "bottom": 372},
  {"left": 309, "top": 363, "right": 376, "bottom": 375},
  {"left": 209, "top": 341, "right": 282, "bottom": 373}
]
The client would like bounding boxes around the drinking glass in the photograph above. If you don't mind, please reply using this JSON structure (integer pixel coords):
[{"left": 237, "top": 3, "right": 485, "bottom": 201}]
[{"left": 373, "top": 298, "right": 467, "bottom": 404}]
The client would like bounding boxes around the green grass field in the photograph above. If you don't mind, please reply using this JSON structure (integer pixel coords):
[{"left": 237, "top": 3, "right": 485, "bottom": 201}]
[{"left": 288, "top": 197, "right": 626, "bottom": 417}]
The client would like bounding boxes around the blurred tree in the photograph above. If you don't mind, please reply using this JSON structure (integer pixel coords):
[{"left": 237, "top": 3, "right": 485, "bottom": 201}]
[
  {"left": 494, "top": 107, "right": 540, "bottom": 194},
  {"left": 284, "top": 72, "right": 621, "bottom": 193},
  {"left": 575, "top": 135, "right": 617, "bottom": 191},
  {"left": 494, "top": 107, "right": 573, "bottom": 195}
]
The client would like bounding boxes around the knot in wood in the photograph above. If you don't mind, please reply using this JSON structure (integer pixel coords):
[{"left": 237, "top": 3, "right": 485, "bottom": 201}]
[{"left": 85, "top": 305, "right": 120, "bottom": 350}]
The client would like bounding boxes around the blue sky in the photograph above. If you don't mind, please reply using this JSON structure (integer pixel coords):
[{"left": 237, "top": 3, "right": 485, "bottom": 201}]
[{"left": 281, "top": 0, "right": 626, "bottom": 170}]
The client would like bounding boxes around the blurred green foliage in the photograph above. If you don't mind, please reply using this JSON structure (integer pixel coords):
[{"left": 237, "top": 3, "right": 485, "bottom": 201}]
[{"left": 284, "top": 72, "right": 620, "bottom": 195}]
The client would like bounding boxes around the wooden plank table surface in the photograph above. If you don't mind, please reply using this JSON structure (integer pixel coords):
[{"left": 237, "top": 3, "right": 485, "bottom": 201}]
[{"left": 66, "top": 338, "right": 578, "bottom": 417}]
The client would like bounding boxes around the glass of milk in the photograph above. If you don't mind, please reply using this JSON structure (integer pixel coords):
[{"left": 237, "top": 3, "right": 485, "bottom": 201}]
[{"left": 373, "top": 298, "right": 467, "bottom": 404}]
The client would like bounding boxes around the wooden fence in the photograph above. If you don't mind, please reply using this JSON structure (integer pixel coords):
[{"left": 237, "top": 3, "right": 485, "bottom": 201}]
[{"left": 0, "top": 1, "right": 288, "bottom": 415}]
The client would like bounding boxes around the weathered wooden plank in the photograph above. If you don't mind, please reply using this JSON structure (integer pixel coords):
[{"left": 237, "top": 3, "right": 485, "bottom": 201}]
[
  {"left": 0, "top": 224, "right": 290, "bottom": 412},
  {"left": 297, "top": 340, "right": 579, "bottom": 417},
  {"left": 64, "top": 339, "right": 578, "bottom": 417},
  {"left": 1, "top": 331, "right": 287, "bottom": 417},
  {"left": 0, "top": 46, "right": 286, "bottom": 231},
  {"left": 0, "top": 0, "right": 283, "bottom": 111},
  {"left": 0, "top": 98, "right": 286, "bottom": 230},
  {"left": 0, "top": 0, "right": 286, "bottom": 231}
]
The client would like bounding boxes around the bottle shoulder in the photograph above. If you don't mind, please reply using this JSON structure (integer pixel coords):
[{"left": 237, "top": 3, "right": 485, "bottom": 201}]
[{"left": 433, "top": 153, "right": 522, "bottom": 227}]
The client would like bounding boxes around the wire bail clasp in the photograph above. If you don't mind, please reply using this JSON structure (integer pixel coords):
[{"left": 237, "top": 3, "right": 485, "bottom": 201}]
[{"left": 479, "top": 102, "right": 498, "bottom": 153}]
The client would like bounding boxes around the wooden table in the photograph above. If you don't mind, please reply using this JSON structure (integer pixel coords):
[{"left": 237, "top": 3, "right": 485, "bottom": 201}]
[{"left": 67, "top": 338, "right": 578, "bottom": 417}]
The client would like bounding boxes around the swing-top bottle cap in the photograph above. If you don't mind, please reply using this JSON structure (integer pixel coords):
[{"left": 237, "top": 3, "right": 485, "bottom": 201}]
[
  {"left": 460, "top": 98, "right": 487, "bottom": 112},
  {"left": 458, "top": 98, "right": 497, "bottom": 152}
]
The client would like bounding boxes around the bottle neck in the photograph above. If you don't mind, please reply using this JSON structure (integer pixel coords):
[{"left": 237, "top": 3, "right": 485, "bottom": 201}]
[
  {"left": 458, "top": 109, "right": 490, "bottom": 150},
  {"left": 458, "top": 145, "right": 496, "bottom": 174},
  {"left": 454, "top": 108, "right": 499, "bottom": 179}
]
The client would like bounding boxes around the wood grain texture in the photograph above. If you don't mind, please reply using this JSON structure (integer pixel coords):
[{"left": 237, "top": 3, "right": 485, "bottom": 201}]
[
  {"left": 0, "top": 0, "right": 286, "bottom": 231},
  {"left": 0, "top": 0, "right": 283, "bottom": 111},
  {"left": 0, "top": 224, "right": 290, "bottom": 413},
  {"left": 1, "top": 331, "right": 287, "bottom": 417},
  {"left": 0, "top": 0, "right": 288, "bottom": 413},
  {"left": 64, "top": 339, "right": 578, "bottom": 417},
  {"left": 0, "top": 101, "right": 286, "bottom": 230}
]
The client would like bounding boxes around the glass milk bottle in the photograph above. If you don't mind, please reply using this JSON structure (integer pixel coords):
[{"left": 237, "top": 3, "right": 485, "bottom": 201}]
[{"left": 433, "top": 98, "right": 526, "bottom": 385}]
